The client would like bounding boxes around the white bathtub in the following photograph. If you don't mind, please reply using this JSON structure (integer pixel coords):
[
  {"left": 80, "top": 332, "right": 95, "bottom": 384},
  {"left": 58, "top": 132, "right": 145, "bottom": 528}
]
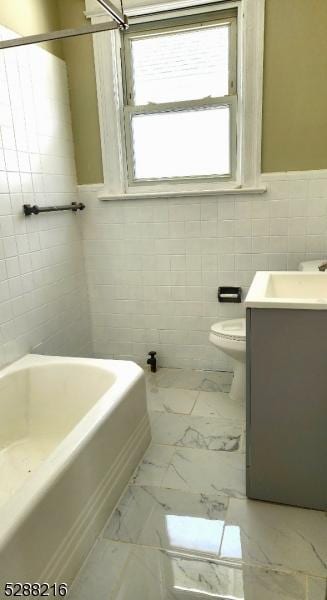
[{"left": 0, "top": 354, "right": 150, "bottom": 591}]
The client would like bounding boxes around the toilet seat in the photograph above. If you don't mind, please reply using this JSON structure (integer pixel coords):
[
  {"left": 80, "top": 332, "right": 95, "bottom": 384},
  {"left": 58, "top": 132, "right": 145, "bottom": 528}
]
[{"left": 210, "top": 318, "right": 246, "bottom": 342}]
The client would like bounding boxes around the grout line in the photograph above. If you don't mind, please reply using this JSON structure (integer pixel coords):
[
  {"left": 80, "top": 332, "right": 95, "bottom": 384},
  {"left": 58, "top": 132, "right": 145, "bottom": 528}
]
[
  {"left": 142, "top": 437, "right": 246, "bottom": 456},
  {"left": 305, "top": 574, "right": 309, "bottom": 600},
  {"left": 189, "top": 389, "right": 201, "bottom": 415},
  {"left": 147, "top": 440, "right": 246, "bottom": 454},
  {"left": 148, "top": 406, "right": 244, "bottom": 425},
  {"left": 87, "top": 537, "right": 325, "bottom": 582},
  {"left": 136, "top": 441, "right": 246, "bottom": 457},
  {"left": 130, "top": 478, "right": 246, "bottom": 499},
  {"left": 125, "top": 480, "right": 235, "bottom": 500}
]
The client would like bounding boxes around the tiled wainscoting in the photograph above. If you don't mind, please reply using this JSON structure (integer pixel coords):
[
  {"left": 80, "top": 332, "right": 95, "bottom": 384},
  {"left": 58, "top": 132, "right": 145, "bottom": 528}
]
[
  {"left": 79, "top": 173, "right": 327, "bottom": 371},
  {"left": 0, "top": 27, "right": 91, "bottom": 368},
  {"left": 69, "top": 368, "right": 327, "bottom": 599}
]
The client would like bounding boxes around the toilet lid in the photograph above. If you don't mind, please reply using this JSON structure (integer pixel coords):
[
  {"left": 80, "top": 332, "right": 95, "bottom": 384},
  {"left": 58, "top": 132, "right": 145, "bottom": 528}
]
[{"left": 210, "top": 318, "right": 246, "bottom": 341}]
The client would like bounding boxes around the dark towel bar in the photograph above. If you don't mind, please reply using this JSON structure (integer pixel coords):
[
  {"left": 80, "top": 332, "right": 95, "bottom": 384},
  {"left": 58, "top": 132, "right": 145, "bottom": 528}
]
[{"left": 23, "top": 202, "right": 85, "bottom": 216}]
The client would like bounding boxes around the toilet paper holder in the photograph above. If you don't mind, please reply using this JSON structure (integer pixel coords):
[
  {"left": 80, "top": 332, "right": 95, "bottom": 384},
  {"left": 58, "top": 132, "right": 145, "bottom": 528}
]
[{"left": 218, "top": 286, "right": 242, "bottom": 303}]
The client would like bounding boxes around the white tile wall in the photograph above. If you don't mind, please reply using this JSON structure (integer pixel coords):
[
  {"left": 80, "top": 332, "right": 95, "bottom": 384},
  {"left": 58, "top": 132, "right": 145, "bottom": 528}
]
[
  {"left": 79, "top": 173, "right": 327, "bottom": 371},
  {"left": 0, "top": 26, "right": 91, "bottom": 368}
]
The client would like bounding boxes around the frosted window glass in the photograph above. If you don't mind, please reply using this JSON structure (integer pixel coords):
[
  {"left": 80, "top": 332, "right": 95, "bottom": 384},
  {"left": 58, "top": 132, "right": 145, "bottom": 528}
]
[
  {"left": 132, "top": 106, "right": 230, "bottom": 179},
  {"left": 131, "top": 25, "right": 229, "bottom": 105}
]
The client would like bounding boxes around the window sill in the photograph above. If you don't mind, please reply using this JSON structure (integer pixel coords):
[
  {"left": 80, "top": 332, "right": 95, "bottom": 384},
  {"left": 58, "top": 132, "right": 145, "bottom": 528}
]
[{"left": 99, "top": 186, "right": 267, "bottom": 201}]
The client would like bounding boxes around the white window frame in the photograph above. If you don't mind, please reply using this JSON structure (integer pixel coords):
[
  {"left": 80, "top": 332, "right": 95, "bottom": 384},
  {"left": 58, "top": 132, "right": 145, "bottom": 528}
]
[
  {"left": 85, "top": 0, "right": 266, "bottom": 199},
  {"left": 122, "top": 15, "right": 237, "bottom": 185}
]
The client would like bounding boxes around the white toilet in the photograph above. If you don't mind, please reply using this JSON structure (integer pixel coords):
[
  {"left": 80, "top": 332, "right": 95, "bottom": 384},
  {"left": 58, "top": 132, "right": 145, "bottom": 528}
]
[
  {"left": 209, "top": 318, "right": 246, "bottom": 402},
  {"left": 210, "top": 259, "right": 326, "bottom": 403}
]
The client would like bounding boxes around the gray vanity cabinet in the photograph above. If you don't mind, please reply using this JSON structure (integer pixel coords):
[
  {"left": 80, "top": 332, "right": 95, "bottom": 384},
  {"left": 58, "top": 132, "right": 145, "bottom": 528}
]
[{"left": 246, "top": 308, "right": 327, "bottom": 511}]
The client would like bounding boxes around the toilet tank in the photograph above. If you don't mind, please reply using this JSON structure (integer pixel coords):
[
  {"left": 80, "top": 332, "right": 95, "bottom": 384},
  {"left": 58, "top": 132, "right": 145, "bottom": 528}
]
[{"left": 298, "top": 260, "right": 326, "bottom": 271}]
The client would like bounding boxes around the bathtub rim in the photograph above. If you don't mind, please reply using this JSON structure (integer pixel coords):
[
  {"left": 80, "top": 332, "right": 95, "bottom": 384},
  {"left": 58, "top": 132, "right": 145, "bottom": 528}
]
[{"left": 0, "top": 354, "right": 145, "bottom": 550}]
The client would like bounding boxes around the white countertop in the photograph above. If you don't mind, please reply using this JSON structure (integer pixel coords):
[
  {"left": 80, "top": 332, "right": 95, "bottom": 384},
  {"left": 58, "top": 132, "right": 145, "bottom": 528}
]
[{"left": 245, "top": 271, "right": 327, "bottom": 310}]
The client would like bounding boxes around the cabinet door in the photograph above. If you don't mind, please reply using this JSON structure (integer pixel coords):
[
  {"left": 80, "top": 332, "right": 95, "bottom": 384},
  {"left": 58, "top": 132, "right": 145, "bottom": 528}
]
[{"left": 247, "top": 308, "right": 327, "bottom": 510}]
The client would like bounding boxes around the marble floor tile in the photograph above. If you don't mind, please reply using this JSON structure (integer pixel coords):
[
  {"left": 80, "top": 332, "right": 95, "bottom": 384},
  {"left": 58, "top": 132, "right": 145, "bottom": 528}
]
[
  {"left": 69, "top": 543, "right": 326, "bottom": 600},
  {"left": 115, "top": 549, "right": 244, "bottom": 600},
  {"left": 193, "top": 390, "right": 245, "bottom": 420},
  {"left": 104, "top": 485, "right": 228, "bottom": 557},
  {"left": 240, "top": 428, "right": 246, "bottom": 452},
  {"left": 104, "top": 485, "right": 155, "bottom": 544},
  {"left": 113, "top": 546, "right": 170, "bottom": 600},
  {"left": 162, "top": 447, "right": 246, "bottom": 498},
  {"left": 150, "top": 368, "right": 232, "bottom": 392},
  {"left": 162, "top": 370, "right": 208, "bottom": 390},
  {"left": 148, "top": 368, "right": 182, "bottom": 388},
  {"left": 131, "top": 444, "right": 174, "bottom": 486},
  {"left": 199, "top": 372, "right": 232, "bottom": 393},
  {"left": 240, "top": 566, "right": 307, "bottom": 600},
  {"left": 108, "top": 545, "right": 307, "bottom": 600},
  {"left": 147, "top": 387, "right": 199, "bottom": 414},
  {"left": 139, "top": 488, "right": 228, "bottom": 557},
  {"left": 68, "top": 369, "right": 327, "bottom": 598},
  {"left": 68, "top": 539, "right": 130, "bottom": 600},
  {"left": 150, "top": 412, "right": 243, "bottom": 451},
  {"left": 220, "top": 498, "right": 327, "bottom": 578},
  {"left": 308, "top": 577, "right": 327, "bottom": 600}
]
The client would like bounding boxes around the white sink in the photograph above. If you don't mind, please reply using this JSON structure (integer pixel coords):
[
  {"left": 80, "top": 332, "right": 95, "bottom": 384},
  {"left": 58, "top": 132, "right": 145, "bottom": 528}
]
[{"left": 245, "top": 272, "right": 327, "bottom": 309}]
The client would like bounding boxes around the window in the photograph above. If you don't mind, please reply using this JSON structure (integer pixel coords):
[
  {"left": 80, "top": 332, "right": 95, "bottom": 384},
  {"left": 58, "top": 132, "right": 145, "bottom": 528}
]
[
  {"left": 86, "top": 0, "right": 265, "bottom": 198},
  {"left": 122, "top": 12, "right": 237, "bottom": 185}
]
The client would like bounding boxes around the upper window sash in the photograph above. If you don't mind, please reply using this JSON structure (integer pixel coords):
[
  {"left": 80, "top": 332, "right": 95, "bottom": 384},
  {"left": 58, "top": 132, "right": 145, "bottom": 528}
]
[{"left": 122, "top": 15, "right": 237, "bottom": 108}]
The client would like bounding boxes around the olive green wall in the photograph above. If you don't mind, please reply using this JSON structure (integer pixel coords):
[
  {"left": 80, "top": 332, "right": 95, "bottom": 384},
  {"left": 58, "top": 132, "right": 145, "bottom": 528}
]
[
  {"left": 0, "top": 0, "right": 63, "bottom": 58},
  {"left": 57, "top": 0, "right": 103, "bottom": 185},
  {"left": 262, "top": 0, "right": 327, "bottom": 172}
]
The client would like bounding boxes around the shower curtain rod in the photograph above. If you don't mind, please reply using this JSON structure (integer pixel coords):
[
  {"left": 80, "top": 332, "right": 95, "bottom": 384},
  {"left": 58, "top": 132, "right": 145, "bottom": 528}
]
[
  {"left": 0, "top": 0, "right": 128, "bottom": 51},
  {"left": 96, "top": 0, "right": 128, "bottom": 28}
]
